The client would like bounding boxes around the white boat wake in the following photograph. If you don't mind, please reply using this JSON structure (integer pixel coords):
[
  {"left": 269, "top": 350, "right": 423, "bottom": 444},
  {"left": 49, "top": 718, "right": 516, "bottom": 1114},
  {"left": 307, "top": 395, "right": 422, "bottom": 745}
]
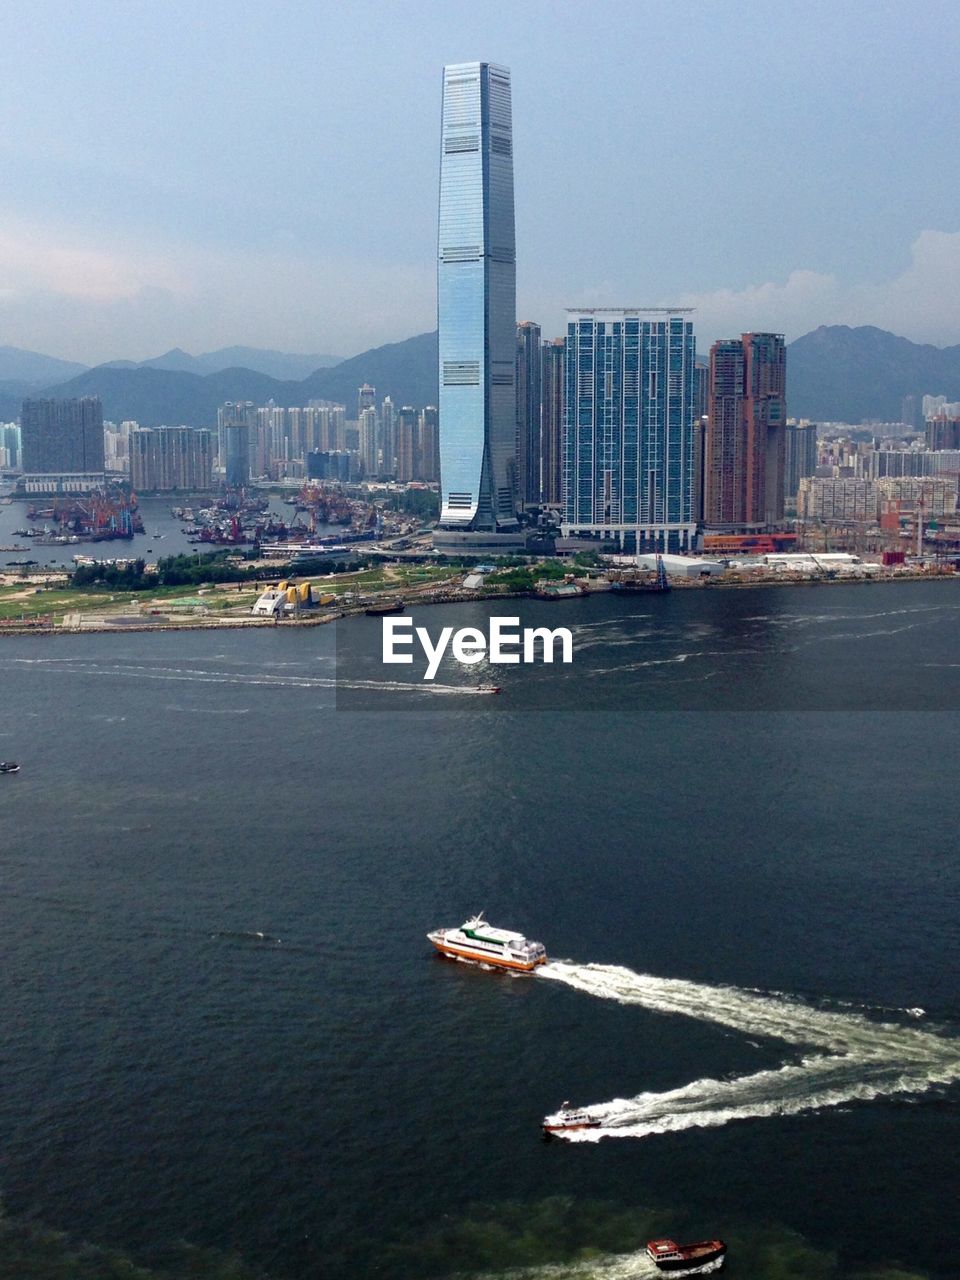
[
  {"left": 537, "top": 961, "right": 960, "bottom": 1142},
  {"left": 476, "top": 1250, "right": 722, "bottom": 1279}
]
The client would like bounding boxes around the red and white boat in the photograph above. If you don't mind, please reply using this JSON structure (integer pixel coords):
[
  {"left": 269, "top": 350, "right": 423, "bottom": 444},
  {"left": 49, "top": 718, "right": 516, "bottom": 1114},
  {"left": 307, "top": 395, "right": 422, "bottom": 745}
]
[
  {"left": 645, "top": 1238, "right": 726, "bottom": 1272},
  {"left": 541, "top": 1102, "right": 603, "bottom": 1136},
  {"left": 427, "top": 914, "right": 546, "bottom": 971}
]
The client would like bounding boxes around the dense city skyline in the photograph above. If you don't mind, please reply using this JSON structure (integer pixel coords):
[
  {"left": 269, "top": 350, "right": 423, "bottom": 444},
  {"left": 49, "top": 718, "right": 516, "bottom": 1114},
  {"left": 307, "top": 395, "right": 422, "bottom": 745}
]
[{"left": 2, "top": 0, "right": 959, "bottom": 363}]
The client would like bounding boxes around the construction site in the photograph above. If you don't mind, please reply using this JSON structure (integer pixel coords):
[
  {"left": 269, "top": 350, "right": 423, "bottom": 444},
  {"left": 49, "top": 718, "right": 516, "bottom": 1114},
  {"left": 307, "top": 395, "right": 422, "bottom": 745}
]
[{"left": 788, "top": 472, "right": 960, "bottom": 564}]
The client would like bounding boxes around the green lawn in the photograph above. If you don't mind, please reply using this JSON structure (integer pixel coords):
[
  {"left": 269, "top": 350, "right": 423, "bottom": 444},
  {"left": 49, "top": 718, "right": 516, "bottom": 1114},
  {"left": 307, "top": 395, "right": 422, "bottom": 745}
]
[{"left": 0, "top": 562, "right": 459, "bottom": 625}]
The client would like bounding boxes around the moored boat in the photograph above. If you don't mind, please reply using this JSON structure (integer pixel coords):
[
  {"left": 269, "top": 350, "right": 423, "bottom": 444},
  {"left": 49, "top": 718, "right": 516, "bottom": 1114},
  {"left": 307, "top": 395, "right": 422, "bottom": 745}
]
[
  {"left": 534, "top": 579, "right": 583, "bottom": 600},
  {"left": 610, "top": 555, "right": 671, "bottom": 594},
  {"left": 428, "top": 914, "right": 546, "bottom": 971},
  {"left": 645, "top": 1238, "right": 726, "bottom": 1272},
  {"left": 542, "top": 1101, "right": 602, "bottom": 1136},
  {"left": 609, "top": 576, "right": 669, "bottom": 593},
  {"left": 365, "top": 600, "right": 405, "bottom": 616}
]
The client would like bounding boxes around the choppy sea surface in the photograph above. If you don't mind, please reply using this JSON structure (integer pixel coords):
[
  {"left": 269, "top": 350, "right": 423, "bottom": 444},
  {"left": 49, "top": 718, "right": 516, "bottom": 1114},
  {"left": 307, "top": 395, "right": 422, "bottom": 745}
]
[{"left": 1, "top": 580, "right": 958, "bottom": 1278}]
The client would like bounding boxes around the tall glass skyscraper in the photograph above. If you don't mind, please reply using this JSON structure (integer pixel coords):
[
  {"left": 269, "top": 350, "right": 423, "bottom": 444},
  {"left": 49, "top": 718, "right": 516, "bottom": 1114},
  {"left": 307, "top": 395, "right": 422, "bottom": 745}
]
[
  {"left": 562, "top": 310, "right": 697, "bottom": 551},
  {"left": 437, "top": 61, "right": 517, "bottom": 531}
]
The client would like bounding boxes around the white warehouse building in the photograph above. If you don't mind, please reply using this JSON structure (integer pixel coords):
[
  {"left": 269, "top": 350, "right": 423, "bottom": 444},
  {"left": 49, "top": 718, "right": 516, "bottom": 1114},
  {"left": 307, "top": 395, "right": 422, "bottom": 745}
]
[{"left": 636, "top": 553, "right": 726, "bottom": 579}]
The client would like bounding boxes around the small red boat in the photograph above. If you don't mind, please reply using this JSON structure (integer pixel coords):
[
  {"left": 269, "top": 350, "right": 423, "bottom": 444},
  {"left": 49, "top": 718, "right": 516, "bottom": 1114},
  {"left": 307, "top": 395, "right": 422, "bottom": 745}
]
[{"left": 645, "top": 1238, "right": 726, "bottom": 1272}]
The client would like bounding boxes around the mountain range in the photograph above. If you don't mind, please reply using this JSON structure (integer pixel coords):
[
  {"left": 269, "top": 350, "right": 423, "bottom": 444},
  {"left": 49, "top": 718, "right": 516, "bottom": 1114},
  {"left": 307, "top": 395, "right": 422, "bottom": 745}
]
[
  {"left": 0, "top": 345, "right": 89, "bottom": 387},
  {"left": 101, "top": 345, "right": 342, "bottom": 380},
  {"left": 2, "top": 326, "right": 960, "bottom": 427},
  {"left": 0, "top": 332, "right": 435, "bottom": 427}
]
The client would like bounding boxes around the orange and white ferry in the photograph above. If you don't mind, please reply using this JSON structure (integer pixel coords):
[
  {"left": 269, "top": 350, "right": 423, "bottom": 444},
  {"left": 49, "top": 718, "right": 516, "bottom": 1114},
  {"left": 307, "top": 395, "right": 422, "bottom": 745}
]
[{"left": 427, "top": 914, "right": 547, "bottom": 971}]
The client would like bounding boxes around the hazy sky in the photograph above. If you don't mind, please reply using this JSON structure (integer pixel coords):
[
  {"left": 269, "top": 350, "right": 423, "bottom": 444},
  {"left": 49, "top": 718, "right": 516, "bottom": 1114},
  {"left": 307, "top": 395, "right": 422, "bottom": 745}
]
[{"left": 2, "top": 0, "right": 959, "bottom": 363}]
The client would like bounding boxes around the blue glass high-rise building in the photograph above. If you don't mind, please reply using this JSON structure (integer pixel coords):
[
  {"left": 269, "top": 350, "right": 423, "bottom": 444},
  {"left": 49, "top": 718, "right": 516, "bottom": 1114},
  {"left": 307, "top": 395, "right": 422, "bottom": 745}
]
[
  {"left": 562, "top": 309, "right": 697, "bottom": 552},
  {"left": 437, "top": 61, "right": 518, "bottom": 531}
]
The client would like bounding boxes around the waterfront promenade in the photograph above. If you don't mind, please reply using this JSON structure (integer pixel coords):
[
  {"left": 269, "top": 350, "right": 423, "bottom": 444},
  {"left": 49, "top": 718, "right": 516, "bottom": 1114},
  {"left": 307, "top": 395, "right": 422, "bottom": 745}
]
[{"left": 0, "top": 564, "right": 956, "bottom": 637}]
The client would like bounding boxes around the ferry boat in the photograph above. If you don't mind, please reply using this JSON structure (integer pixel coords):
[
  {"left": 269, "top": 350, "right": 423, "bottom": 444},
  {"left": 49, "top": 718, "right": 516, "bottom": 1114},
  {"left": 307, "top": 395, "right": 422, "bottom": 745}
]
[
  {"left": 645, "top": 1238, "right": 726, "bottom": 1272},
  {"left": 427, "top": 915, "right": 546, "bottom": 971},
  {"left": 542, "top": 1102, "right": 602, "bottom": 1136}
]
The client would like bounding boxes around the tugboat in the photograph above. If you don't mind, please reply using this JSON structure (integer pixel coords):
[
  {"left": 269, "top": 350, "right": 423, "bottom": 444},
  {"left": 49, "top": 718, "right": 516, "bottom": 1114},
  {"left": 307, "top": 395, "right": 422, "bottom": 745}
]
[
  {"left": 645, "top": 1238, "right": 726, "bottom": 1272},
  {"left": 542, "top": 1102, "right": 603, "bottom": 1136},
  {"left": 0, "top": 761, "right": 21, "bottom": 774},
  {"left": 427, "top": 914, "right": 546, "bottom": 971}
]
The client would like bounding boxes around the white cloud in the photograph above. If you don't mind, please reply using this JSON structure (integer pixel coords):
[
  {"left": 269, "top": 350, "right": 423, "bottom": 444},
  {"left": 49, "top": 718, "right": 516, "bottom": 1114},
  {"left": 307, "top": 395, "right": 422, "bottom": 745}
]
[
  {"left": 2, "top": 218, "right": 960, "bottom": 362},
  {"left": 0, "top": 222, "right": 190, "bottom": 304},
  {"left": 674, "top": 270, "right": 842, "bottom": 347},
  {"left": 670, "top": 232, "right": 960, "bottom": 348},
  {"left": 522, "top": 231, "right": 960, "bottom": 351},
  {"left": 840, "top": 230, "right": 960, "bottom": 344},
  {"left": 0, "top": 218, "right": 435, "bottom": 362}
]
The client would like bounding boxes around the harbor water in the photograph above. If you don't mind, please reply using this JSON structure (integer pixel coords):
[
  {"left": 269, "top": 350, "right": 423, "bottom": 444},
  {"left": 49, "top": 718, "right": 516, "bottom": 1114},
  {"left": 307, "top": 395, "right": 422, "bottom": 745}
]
[
  {"left": 0, "top": 492, "right": 316, "bottom": 571},
  {"left": 0, "top": 579, "right": 958, "bottom": 1278}
]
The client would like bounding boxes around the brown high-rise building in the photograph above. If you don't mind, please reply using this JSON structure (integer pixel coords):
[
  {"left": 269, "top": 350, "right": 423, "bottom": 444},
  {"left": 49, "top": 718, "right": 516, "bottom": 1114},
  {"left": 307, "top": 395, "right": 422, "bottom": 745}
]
[
  {"left": 704, "top": 333, "right": 786, "bottom": 529},
  {"left": 705, "top": 340, "right": 748, "bottom": 526},
  {"left": 540, "top": 338, "right": 564, "bottom": 506}
]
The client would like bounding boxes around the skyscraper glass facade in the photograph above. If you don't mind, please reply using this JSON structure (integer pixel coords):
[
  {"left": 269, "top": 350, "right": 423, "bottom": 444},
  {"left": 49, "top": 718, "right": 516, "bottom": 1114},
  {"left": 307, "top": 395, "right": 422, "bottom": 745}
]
[
  {"left": 437, "top": 61, "right": 517, "bottom": 530},
  {"left": 562, "top": 310, "right": 697, "bottom": 551}
]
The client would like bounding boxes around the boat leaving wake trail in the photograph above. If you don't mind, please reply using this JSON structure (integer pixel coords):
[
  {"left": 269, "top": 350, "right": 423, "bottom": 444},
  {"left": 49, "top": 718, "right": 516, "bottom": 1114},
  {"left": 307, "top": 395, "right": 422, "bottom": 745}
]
[
  {"left": 537, "top": 962, "right": 960, "bottom": 1141},
  {"left": 478, "top": 1250, "right": 721, "bottom": 1279}
]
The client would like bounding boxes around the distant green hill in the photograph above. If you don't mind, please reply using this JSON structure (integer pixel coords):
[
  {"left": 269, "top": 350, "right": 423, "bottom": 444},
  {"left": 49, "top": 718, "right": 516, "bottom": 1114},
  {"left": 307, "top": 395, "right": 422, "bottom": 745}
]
[
  {"left": 138, "top": 345, "right": 342, "bottom": 379},
  {"left": 297, "top": 331, "right": 438, "bottom": 411},
  {"left": 0, "top": 332, "right": 438, "bottom": 426},
  {"left": 14, "top": 364, "right": 286, "bottom": 427},
  {"left": 787, "top": 325, "right": 960, "bottom": 422},
  {"left": 0, "top": 345, "right": 87, "bottom": 386}
]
